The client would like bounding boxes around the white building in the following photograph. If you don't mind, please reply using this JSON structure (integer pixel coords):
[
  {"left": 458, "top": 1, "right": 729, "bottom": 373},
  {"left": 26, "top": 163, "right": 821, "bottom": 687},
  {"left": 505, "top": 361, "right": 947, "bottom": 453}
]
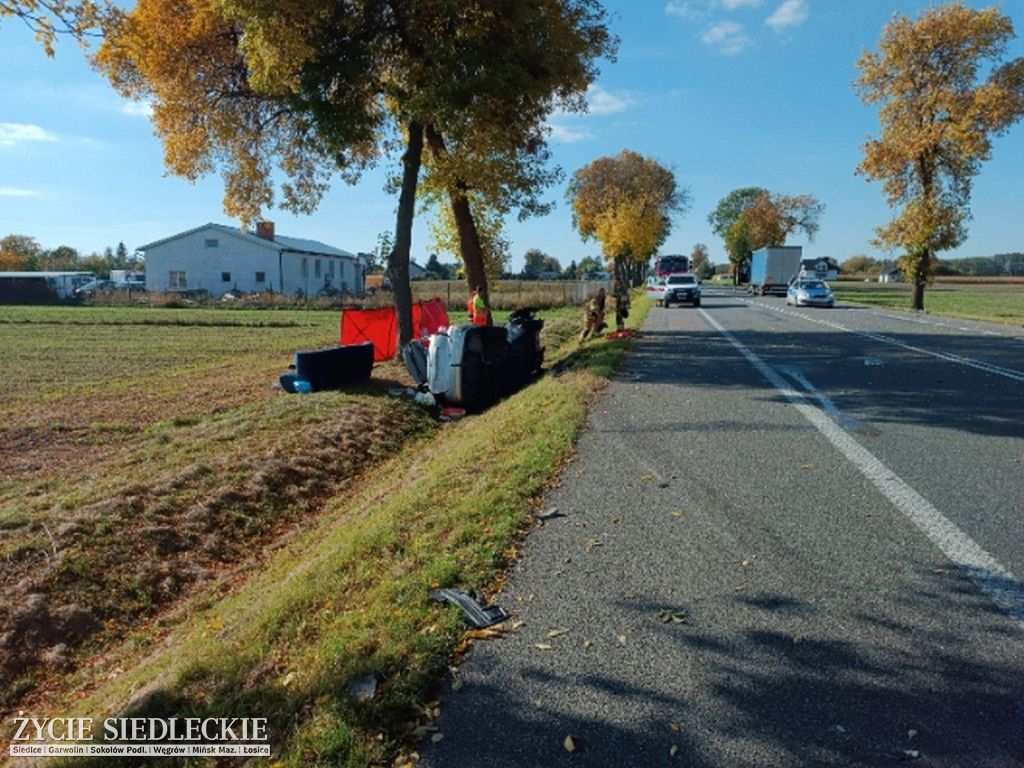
[{"left": 138, "top": 222, "right": 363, "bottom": 297}]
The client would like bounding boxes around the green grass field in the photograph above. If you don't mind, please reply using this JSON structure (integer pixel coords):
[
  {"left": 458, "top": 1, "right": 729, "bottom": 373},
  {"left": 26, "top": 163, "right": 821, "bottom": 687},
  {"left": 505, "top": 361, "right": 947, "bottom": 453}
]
[{"left": 831, "top": 280, "right": 1024, "bottom": 326}]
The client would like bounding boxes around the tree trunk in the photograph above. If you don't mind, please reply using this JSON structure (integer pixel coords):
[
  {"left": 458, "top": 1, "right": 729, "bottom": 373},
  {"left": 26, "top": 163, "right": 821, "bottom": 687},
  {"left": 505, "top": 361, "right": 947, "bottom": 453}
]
[
  {"left": 424, "top": 124, "right": 489, "bottom": 313},
  {"left": 389, "top": 120, "right": 423, "bottom": 350},
  {"left": 912, "top": 281, "right": 925, "bottom": 311},
  {"left": 910, "top": 249, "right": 931, "bottom": 311}
]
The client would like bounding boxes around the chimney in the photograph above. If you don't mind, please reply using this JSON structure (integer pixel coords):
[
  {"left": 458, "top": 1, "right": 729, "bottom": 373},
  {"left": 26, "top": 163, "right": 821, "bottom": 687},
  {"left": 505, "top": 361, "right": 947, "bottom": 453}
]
[{"left": 256, "top": 221, "right": 275, "bottom": 241}]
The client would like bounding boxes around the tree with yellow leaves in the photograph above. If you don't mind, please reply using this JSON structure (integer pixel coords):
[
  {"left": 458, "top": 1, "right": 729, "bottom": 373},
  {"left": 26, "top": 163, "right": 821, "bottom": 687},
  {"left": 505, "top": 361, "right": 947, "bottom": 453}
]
[
  {"left": 854, "top": 2, "right": 1024, "bottom": 310},
  {"left": 568, "top": 150, "right": 690, "bottom": 286},
  {"left": 95, "top": 0, "right": 614, "bottom": 342}
]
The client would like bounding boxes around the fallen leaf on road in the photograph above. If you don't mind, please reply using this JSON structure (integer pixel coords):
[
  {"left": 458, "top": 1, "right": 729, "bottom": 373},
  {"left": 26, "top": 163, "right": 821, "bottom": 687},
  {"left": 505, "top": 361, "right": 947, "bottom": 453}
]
[
  {"left": 535, "top": 643, "right": 554, "bottom": 651},
  {"left": 564, "top": 735, "right": 577, "bottom": 752},
  {"left": 618, "top": 635, "right": 627, "bottom": 645},
  {"left": 547, "top": 628, "right": 571, "bottom": 638},
  {"left": 670, "top": 745, "right": 679, "bottom": 756},
  {"left": 466, "top": 628, "right": 502, "bottom": 639},
  {"left": 641, "top": 474, "right": 654, "bottom": 481},
  {"left": 656, "top": 608, "right": 688, "bottom": 624}
]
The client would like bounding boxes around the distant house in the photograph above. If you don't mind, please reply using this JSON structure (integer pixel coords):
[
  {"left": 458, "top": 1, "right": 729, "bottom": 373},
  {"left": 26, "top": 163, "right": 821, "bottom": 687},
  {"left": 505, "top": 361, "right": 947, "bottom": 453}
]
[
  {"left": 878, "top": 267, "right": 904, "bottom": 283},
  {"left": 798, "top": 257, "right": 839, "bottom": 281},
  {"left": 138, "top": 222, "right": 363, "bottom": 297}
]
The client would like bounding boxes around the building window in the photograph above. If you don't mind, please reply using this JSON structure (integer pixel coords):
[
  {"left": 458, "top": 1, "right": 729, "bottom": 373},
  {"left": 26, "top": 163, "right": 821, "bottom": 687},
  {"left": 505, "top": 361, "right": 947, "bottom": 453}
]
[
  {"left": 169, "top": 270, "right": 187, "bottom": 289},
  {"left": 255, "top": 271, "right": 266, "bottom": 283},
  {"left": 328, "top": 261, "right": 335, "bottom": 279},
  {"left": 301, "top": 257, "right": 308, "bottom": 278},
  {"left": 315, "top": 259, "right": 322, "bottom": 279},
  {"left": 221, "top": 272, "right": 231, "bottom": 282},
  {"left": 205, "top": 239, "right": 219, "bottom": 248}
]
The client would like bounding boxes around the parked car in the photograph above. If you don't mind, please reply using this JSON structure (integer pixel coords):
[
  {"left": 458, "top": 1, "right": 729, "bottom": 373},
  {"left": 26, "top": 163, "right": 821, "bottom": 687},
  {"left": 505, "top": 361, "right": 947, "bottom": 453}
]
[
  {"left": 75, "top": 278, "right": 146, "bottom": 297},
  {"left": 786, "top": 278, "right": 834, "bottom": 308},
  {"left": 662, "top": 273, "right": 701, "bottom": 308},
  {"left": 645, "top": 276, "right": 667, "bottom": 306},
  {"left": 75, "top": 279, "right": 115, "bottom": 295}
]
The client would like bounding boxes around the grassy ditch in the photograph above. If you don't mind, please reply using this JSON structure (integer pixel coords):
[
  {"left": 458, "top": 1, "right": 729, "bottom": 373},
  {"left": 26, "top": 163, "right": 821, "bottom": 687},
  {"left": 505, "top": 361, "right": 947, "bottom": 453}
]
[{"left": 0, "top": 299, "right": 643, "bottom": 766}]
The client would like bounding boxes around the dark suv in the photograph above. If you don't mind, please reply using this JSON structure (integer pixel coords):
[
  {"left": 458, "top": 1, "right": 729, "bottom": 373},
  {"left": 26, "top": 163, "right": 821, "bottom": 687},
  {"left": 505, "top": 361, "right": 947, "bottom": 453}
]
[{"left": 662, "top": 273, "right": 701, "bottom": 308}]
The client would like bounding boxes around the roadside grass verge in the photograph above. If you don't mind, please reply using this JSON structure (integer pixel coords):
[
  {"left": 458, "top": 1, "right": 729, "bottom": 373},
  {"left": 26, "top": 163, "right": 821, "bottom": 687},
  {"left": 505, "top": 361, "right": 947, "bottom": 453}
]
[{"left": 0, "top": 299, "right": 644, "bottom": 766}]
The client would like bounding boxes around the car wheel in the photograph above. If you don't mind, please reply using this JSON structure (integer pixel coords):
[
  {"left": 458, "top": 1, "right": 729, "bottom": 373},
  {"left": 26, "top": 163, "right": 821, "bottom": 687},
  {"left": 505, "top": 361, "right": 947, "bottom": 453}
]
[
  {"left": 664, "top": 301, "right": 671, "bottom": 308},
  {"left": 693, "top": 299, "right": 701, "bottom": 307}
]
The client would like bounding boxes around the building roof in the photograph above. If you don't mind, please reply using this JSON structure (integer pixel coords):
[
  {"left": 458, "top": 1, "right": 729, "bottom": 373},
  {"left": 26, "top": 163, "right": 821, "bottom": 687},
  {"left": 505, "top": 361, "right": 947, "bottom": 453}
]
[{"left": 138, "top": 222, "right": 356, "bottom": 258}]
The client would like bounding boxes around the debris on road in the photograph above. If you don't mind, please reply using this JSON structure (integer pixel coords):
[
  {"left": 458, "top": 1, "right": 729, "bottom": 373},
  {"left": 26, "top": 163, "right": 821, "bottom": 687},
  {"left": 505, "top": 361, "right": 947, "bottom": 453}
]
[{"left": 429, "top": 588, "right": 509, "bottom": 629}]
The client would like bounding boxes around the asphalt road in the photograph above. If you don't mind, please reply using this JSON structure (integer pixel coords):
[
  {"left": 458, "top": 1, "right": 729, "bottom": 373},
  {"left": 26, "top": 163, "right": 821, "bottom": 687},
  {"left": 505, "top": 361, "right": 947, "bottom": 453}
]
[{"left": 418, "top": 289, "right": 1024, "bottom": 768}]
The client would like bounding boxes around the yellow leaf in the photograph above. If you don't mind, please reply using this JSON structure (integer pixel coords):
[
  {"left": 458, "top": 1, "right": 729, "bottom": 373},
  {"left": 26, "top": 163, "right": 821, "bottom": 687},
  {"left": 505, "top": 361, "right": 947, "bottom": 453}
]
[
  {"left": 618, "top": 634, "right": 627, "bottom": 645},
  {"left": 535, "top": 643, "right": 554, "bottom": 651},
  {"left": 564, "top": 735, "right": 577, "bottom": 752},
  {"left": 670, "top": 744, "right": 679, "bottom": 756},
  {"left": 641, "top": 473, "right": 654, "bottom": 481},
  {"left": 547, "top": 627, "right": 571, "bottom": 638},
  {"left": 671, "top": 510, "right": 681, "bottom": 517},
  {"left": 467, "top": 628, "right": 502, "bottom": 639}
]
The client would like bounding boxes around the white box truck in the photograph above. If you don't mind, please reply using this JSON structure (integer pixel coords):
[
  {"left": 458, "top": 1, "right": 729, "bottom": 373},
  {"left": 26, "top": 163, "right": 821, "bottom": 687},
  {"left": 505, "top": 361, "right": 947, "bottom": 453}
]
[{"left": 749, "top": 246, "right": 802, "bottom": 296}]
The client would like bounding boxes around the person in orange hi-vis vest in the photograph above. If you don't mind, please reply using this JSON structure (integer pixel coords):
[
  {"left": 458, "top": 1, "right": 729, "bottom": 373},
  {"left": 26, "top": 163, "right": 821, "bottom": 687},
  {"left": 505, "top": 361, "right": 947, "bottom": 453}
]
[{"left": 468, "top": 287, "right": 490, "bottom": 326}]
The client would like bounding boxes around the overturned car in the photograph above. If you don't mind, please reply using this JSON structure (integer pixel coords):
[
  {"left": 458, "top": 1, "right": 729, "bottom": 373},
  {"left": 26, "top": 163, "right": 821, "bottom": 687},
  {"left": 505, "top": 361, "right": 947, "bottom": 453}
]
[{"left": 403, "top": 308, "right": 545, "bottom": 413}]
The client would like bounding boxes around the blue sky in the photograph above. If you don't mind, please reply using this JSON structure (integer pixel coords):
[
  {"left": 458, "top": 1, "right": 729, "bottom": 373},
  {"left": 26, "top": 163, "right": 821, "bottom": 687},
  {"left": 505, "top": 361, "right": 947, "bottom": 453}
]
[{"left": 2, "top": 0, "right": 1023, "bottom": 272}]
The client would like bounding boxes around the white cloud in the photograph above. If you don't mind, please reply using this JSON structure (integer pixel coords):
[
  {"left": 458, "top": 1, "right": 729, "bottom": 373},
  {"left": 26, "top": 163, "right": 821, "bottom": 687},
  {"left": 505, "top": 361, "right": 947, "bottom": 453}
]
[
  {"left": 121, "top": 100, "right": 153, "bottom": 118},
  {"left": 765, "top": 0, "right": 809, "bottom": 31},
  {"left": 667, "top": 0, "right": 762, "bottom": 18},
  {"left": 702, "top": 20, "right": 753, "bottom": 55},
  {"left": 586, "top": 85, "right": 634, "bottom": 116},
  {"left": 0, "top": 123, "right": 57, "bottom": 147},
  {"left": 665, "top": 1, "right": 702, "bottom": 20},
  {"left": 547, "top": 123, "right": 592, "bottom": 143},
  {"left": 0, "top": 186, "right": 36, "bottom": 197}
]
